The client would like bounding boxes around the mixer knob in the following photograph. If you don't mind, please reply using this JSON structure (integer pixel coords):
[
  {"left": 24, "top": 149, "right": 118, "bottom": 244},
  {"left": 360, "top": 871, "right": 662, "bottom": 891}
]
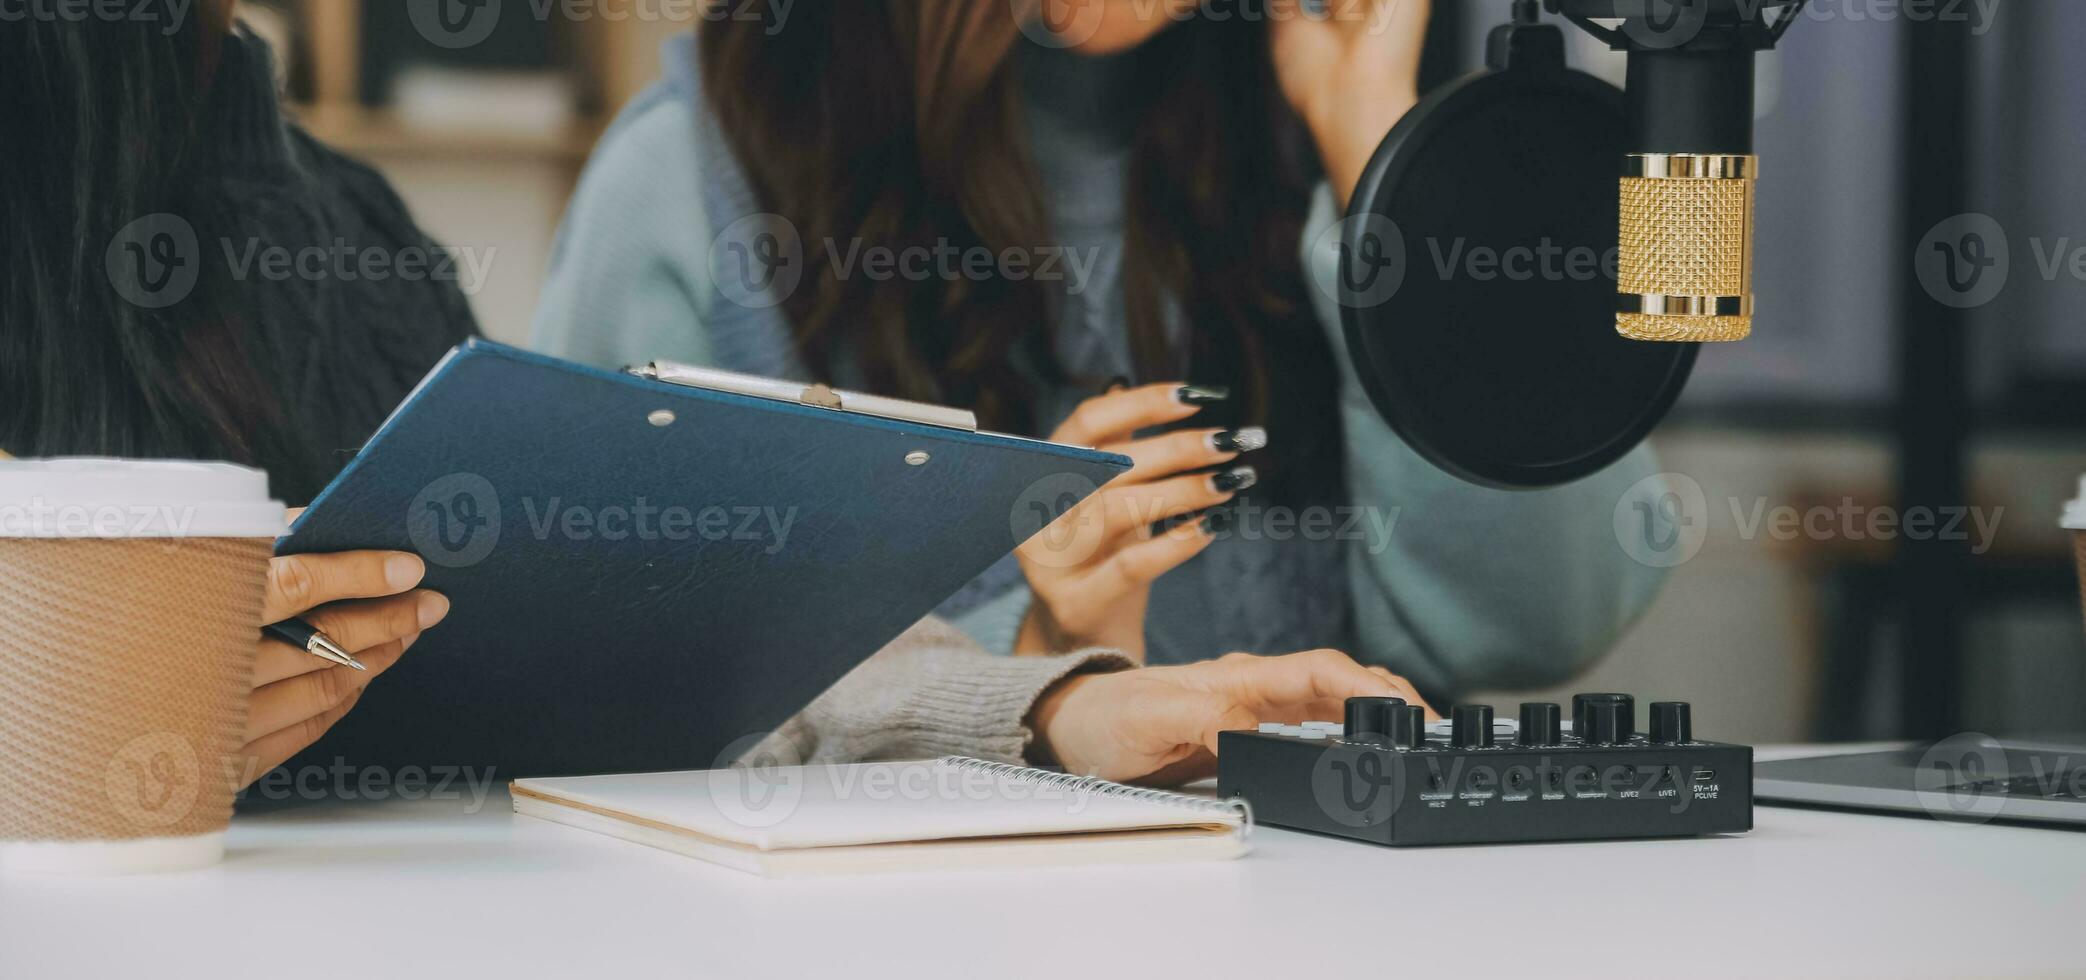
[
  {"left": 1389, "top": 704, "right": 1429, "bottom": 749},
  {"left": 1573, "top": 693, "right": 1635, "bottom": 743},
  {"left": 1451, "top": 705, "right": 1495, "bottom": 748},
  {"left": 1343, "top": 696, "right": 1405, "bottom": 739},
  {"left": 1518, "top": 702, "right": 1562, "bottom": 746},
  {"left": 1649, "top": 701, "right": 1693, "bottom": 744},
  {"left": 1579, "top": 700, "right": 1631, "bottom": 745}
]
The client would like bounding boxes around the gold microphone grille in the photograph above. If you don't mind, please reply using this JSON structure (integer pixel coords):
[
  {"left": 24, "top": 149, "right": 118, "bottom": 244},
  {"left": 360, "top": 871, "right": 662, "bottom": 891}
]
[{"left": 1616, "top": 156, "right": 1757, "bottom": 343}]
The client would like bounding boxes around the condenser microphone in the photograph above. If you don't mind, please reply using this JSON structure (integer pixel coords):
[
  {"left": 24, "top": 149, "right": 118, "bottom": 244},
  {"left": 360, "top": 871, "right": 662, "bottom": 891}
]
[{"left": 1552, "top": 0, "right": 1806, "bottom": 342}]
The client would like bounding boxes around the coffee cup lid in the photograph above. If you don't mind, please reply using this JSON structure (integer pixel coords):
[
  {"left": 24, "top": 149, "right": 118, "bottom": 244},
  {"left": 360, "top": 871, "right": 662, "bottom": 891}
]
[
  {"left": 2064, "top": 476, "right": 2086, "bottom": 531},
  {"left": 0, "top": 459, "right": 286, "bottom": 539}
]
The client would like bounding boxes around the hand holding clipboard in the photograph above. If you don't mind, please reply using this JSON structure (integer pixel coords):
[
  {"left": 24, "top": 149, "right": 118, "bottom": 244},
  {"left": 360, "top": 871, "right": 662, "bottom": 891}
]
[{"left": 277, "top": 341, "right": 1129, "bottom": 778}]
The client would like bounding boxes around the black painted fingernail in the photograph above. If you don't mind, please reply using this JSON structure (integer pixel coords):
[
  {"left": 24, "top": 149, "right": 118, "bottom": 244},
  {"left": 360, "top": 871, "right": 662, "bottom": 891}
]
[
  {"left": 1199, "top": 510, "right": 1233, "bottom": 536},
  {"left": 1211, "top": 466, "right": 1258, "bottom": 493},
  {"left": 1210, "top": 427, "right": 1268, "bottom": 454},
  {"left": 1175, "top": 385, "right": 1231, "bottom": 406}
]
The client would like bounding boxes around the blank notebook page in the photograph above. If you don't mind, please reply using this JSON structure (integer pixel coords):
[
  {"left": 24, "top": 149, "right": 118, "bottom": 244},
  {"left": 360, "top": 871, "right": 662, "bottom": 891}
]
[{"left": 511, "top": 761, "right": 1244, "bottom": 851}]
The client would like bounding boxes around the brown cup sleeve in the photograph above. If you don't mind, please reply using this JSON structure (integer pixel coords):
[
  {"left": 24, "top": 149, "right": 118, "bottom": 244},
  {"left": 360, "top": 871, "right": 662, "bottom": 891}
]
[{"left": 0, "top": 538, "right": 270, "bottom": 843}]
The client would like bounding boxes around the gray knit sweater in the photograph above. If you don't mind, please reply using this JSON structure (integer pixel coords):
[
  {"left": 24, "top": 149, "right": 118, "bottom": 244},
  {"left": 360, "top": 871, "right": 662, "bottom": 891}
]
[{"left": 750, "top": 618, "right": 1132, "bottom": 767}]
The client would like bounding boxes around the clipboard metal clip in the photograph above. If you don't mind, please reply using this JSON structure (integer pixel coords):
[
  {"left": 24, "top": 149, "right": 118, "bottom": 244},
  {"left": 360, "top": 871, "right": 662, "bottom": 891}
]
[{"left": 626, "top": 361, "right": 978, "bottom": 433}]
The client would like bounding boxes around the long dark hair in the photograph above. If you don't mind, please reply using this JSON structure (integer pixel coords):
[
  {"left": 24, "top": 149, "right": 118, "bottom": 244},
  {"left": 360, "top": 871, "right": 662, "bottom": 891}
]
[
  {"left": 702, "top": 1, "right": 1345, "bottom": 504},
  {"left": 0, "top": 1, "right": 309, "bottom": 485}
]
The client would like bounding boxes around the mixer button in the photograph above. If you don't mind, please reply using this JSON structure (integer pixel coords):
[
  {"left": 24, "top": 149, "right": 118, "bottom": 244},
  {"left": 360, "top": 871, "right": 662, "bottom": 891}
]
[
  {"left": 1342, "top": 696, "right": 1406, "bottom": 738},
  {"left": 1650, "top": 702, "right": 1693, "bottom": 744},
  {"left": 1451, "top": 705, "right": 1496, "bottom": 748},
  {"left": 1573, "top": 694, "right": 1635, "bottom": 744},
  {"left": 1390, "top": 705, "right": 1429, "bottom": 749},
  {"left": 1518, "top": 702, "right": 1563, "bottom": 746}
]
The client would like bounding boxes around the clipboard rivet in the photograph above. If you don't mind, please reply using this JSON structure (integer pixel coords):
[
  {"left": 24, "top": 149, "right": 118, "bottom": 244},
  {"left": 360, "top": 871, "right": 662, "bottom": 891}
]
[
  {"left": 905, "top": 451, "right": 932, "bottom": 466},
  {"left": 647, "top": 410, "right": 677, "bottom": 427}
]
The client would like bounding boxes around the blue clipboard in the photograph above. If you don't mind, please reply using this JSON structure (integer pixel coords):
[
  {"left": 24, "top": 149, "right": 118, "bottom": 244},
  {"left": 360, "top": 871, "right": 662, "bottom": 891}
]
[{"left": 278, "top": 341, "right": 1128, "bottom": 779}]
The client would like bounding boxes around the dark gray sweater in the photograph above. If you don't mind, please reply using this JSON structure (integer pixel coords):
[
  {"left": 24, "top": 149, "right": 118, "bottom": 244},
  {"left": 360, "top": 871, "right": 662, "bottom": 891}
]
[{"left": 126, "top": 33, "right": 473, "bottom": 502}]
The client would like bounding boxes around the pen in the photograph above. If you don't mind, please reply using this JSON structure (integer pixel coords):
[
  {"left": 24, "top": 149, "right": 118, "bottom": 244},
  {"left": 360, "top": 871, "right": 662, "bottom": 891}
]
[{"left": 264, "top": 619, "right": 367, "bottom": 672}]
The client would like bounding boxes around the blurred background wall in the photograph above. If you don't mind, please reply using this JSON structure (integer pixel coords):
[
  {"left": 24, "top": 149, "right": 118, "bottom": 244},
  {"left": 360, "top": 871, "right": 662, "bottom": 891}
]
[
  {"left": 254, "top": 0, "right": 2085, "bottom": 745},
  {"left": 242, "top": 0, "right": 688, "bottom": 342}
]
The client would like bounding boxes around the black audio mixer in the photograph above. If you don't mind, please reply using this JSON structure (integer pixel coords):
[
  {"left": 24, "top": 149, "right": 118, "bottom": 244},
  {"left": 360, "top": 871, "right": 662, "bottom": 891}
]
[{"left": 1217, "top": 694, "right": 1752, "bottom": 846}]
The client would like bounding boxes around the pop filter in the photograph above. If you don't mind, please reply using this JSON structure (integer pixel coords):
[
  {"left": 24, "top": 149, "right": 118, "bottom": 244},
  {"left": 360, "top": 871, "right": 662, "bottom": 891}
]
[{"left": 1336, "top": 10, "right": 1697, "bottom": 489}]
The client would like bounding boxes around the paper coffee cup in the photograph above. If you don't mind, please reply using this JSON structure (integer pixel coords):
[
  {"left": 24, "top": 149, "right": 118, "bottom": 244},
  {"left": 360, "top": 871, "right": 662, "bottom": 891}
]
[
  {"left": 0, "top": 460, "right": 284, "bottom": 874},
  {"left": 2065, "top": 477, "right": 2086, "bottom": 641}
]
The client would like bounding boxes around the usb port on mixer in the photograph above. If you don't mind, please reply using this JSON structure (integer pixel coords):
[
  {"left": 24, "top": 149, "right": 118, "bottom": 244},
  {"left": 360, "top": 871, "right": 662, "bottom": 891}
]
[{"left": 1693, "top": 769, "right": 1715, "bottom": 784}]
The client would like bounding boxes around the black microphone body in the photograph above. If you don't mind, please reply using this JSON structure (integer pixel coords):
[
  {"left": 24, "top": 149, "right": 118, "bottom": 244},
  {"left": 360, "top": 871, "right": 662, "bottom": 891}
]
[{"left": 1629, "top": 46, "right": 1756, "bottom": 155}]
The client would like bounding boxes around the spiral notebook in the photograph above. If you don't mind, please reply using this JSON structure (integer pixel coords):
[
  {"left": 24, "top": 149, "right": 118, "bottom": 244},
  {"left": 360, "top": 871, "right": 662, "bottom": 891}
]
[{"left": 510, "top": 758, "right": 1251, "bottom": 877}]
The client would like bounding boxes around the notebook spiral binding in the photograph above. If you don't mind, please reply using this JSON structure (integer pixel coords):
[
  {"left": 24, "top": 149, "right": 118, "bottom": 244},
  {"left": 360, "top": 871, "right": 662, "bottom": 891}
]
[{"left": 937, "top": 757, "right": 1253, "bottom": 833}]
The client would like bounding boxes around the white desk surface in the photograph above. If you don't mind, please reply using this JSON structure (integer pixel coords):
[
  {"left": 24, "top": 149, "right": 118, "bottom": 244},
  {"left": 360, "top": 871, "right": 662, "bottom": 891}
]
[{"left": 4, "top": 745, "right": 2081, "bottom": 980}]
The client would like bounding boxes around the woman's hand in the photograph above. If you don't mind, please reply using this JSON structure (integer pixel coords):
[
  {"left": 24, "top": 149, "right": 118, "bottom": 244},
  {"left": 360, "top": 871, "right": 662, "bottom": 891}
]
[
  {"left": 1015, "top": 383, "right": 1265, "bottom": 662},
  {"left": 1269, "top": 0, "right": 1431, "bottom": 208},
  {"left": 1028, "top": 649, "right": 1434, "bottom": 785},
  {"left": 237, "top": 517, "right": 450, "bottom": 786}
]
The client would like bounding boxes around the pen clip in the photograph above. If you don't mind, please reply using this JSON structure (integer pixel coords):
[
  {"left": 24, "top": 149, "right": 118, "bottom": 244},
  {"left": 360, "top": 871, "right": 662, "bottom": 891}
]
[{"left": 626, "top": 362, "right": 978, "bottom": 432}]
